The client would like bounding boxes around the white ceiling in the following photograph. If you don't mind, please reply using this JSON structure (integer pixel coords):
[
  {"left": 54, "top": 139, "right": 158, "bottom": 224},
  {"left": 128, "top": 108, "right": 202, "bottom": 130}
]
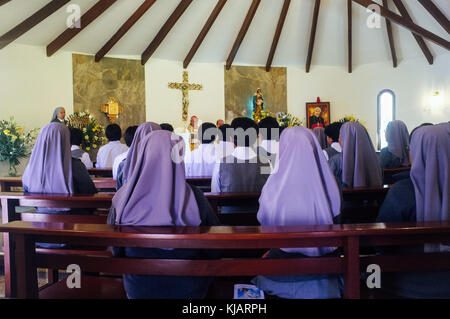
[{"left": 0, "top": 0, "right": 449, "bottom": 68}]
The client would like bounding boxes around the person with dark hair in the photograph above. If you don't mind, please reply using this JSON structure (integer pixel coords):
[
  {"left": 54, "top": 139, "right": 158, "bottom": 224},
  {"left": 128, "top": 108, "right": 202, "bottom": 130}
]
[
  {"left": 323, "top": 122, "right": 343, "bottom": 160},
  {"left": 216, "top": 124, "right": 234, "bottom": 160},
  {"left": 113, "top": 126, "right": 138, "bottom": 180},
  {"left": 160, "top": 123, "right": 174, "bottom": 132},
  {"left": 96, "top": 124, "right": 128, "bottom": 168},
  {"left": 258, "top": 117, "right": 280, "bottom": 152},
  {"left": 70, "top": 128, "right": 93, "bottom": 168},
  {"left": 185, "top": 122, "right": 218, "bottom": 177},
  {"left": 211, "top": 117, "right": 270, "bottom": 208},
  {"left": 377, "top": 123, "right": 450, "bottom": 298},
  {"left": 257, "top": 117, "right": 280, "bottom": 168}
]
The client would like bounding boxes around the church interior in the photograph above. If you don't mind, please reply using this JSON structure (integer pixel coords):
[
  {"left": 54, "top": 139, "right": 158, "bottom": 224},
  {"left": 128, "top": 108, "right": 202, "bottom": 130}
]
[{"left": 0, "top": 0, "right": 449, "bottom": 302}]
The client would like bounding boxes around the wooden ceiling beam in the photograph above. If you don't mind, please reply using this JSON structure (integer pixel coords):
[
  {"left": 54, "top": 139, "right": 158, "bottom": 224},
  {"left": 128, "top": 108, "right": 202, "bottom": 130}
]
[
  {"left": 141, "top": 0, "right": 193, "bottom": 65},
  {"left": 0, "top": 0, "right": 12, "bottom": 7},
  {"left": 305, "top": 0, "right": 321, "bottom": 73},
  {"left": 0, "top": 0, "right": 70, "bottom": 50},
  {"left": 47, "top": 0, "right": 117, "bottom": 57},
  {"left": 347, "top": 0, "right": 352, "bottom": 73},
  {"left": 418, "top": 0, "right": 450, "bottom": 34},
  {"left": 351, "top": 0, "right": 450, "bottom": 51},
  {"left": 183, "top": 0, "right": 227, "bottom": 69},
  {"left": 95, "top": 0, "right": 156, "bottom": 62},
  {"left": 392, "top": 0, "right": 433, "bottom": 64},
  {"left": 225, "top": 0, "right": 261, "bottom": 70},
  {"left": 382, "top": 0, "right": 398, "bottom": 68},
  {"left": 266, "top": 0, "right": 291, "bottom": 72}
]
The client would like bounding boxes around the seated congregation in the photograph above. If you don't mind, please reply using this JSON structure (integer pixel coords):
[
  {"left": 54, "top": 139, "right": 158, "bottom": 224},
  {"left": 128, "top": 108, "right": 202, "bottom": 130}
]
[{"left": 12, "top": 112, "right": 450, "bottom": 299}]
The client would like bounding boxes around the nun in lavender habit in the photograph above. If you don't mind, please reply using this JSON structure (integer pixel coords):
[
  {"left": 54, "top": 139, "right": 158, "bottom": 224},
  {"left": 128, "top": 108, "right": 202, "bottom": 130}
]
[
  {"left": 312, "top": 127, "right": 329, "bottom": 150},
  {"left": 23, "top": 123, "right": 97, "bottom": 198},
  {"left": 329, "top": 121, "right": 383, "bottom": 189},
  {"left": 108, "top": 130, "right": 220, "bottom": 299},
  {"left": 23, "top": 123, "right": 97, "bottom": 248},
  {"left": 116, "top": 122, "right": 161, "bottom": 189},
  {"left": 377, "top": 123, "right": 450, "bottom": 298},
  {"left": 252, "top": 126, "right": 343, "bottom": 299},
  {"left": 380, "top": 120, "right": 410, "bottom": 169}
]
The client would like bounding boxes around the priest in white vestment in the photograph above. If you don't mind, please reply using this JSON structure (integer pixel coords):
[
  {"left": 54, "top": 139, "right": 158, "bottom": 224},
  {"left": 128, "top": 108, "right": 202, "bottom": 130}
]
[{"left": 185, "top": 123, "right": 218, "bottom": 177}]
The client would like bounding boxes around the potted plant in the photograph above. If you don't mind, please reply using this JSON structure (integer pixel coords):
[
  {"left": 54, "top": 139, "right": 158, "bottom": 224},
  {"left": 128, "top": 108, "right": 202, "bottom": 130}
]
[{"left": 0, "top": 117, "right": 38, "bottom": 177}]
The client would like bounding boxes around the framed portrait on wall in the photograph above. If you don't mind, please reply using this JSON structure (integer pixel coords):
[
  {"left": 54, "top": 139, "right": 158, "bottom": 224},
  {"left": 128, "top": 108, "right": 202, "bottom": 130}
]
[{"left": 306, "top": 102, "right": 331, "bottom": 129}]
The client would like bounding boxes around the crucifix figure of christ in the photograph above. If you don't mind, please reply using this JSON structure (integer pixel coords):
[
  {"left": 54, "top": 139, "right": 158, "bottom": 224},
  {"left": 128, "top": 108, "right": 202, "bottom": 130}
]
[{"left": 168, "top": 71, "right": 203, "bottom": 123}]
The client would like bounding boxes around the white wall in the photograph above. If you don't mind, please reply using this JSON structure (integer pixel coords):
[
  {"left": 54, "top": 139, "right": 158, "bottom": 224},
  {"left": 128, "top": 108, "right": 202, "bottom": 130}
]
[
  {"left": 145, "top": 59, "right": 225, "bottom": 130},
  {"left": 287, "top": 54, "right": 450, "bottom": 144},
  {"left": 0, "top": 43, "right": 74, "bottom": 175},
  {"left": 0, "top": 43, "right": 74, "bottom": 129},
  {"left": 0, "top": 43, "right": 449, "bottom": 175}
]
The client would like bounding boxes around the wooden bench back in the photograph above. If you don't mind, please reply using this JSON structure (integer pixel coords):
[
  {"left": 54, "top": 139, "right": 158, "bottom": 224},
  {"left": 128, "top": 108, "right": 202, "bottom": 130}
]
[
  {"left": 0, "top": 177, "right": 116, "bottom": 193},
  {"left": 2, "top": 221, "right": 450, "bottom": 299},
  {"left": 87, "top": 168, "right": 113, "bottom": 178},
  {"left": 383, "top": 167, "right": 411, "bottom": 184}
]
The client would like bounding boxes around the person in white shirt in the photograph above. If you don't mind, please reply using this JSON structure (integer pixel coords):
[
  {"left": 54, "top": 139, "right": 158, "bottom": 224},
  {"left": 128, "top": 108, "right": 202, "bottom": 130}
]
[
  {"left": 185, "top": 122, "right": 218, "bottom": 177},
  {"left": 69, "top": 128, "right": 93, "bottom": 169},
  {"left": 112, "top": 125, "right": 138, "bottom": 180},
  {"left": 323, "top": 122, "right": 343, "bottom": 161},
  {"left": 257, "top": 117, "right": 280, "bottom": 169},
  {"left": 215, "top": 123, "right": 234, "bottom": 162},
  {"left": 96, "top": 124, "right": 128, "bottom": 169}
]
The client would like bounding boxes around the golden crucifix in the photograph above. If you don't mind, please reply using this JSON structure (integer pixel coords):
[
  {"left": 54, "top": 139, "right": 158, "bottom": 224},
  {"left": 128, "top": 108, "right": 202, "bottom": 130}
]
[{"left": 168, "top": 71, "right": 203, "bottom": 122}]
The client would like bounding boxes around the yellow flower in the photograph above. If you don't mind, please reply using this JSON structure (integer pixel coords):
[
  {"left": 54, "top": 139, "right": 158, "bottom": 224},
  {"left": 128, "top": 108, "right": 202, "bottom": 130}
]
[
  {"left": 86, "top": 147, "right": 91, "bottom": 151},
  {"left": 85, "top": 135, "right": 89, "bottom": 140},
  {"left": 93, "top": 144, "right": 97, "bottom": 148},
  {"left": 3, "top": 129, "right": 10, "bottom": 135}
]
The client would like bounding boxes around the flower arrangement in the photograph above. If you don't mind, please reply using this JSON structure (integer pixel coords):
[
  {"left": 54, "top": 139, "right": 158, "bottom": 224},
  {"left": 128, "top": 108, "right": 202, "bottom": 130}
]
[
  {"left": 337, "top": 115, "right": 367, "bottom": 129},
  {"left": 252, "top": 108, "right": 274, "bottom": 123},
  {"left": 0, "top": 117, "right": 38, "bottom": 176},
  {"left": 68, "top": 112, "right": 105, "bottom": 151},
  {"left": 276, "top": 112, "right": 304, "bottom": 128}
]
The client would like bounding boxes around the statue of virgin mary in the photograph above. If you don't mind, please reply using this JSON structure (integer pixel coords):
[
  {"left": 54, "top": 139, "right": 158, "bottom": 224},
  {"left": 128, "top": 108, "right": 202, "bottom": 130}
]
[{"left": 252, "top": 88, "right": 264, "bottom": 114}]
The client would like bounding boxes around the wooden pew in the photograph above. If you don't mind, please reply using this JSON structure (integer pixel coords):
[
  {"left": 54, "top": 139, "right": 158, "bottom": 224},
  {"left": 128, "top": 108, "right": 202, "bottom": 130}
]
[
  {"left": 0, "top": 186, "right": 391, "bottom": 296},
  {"left": 186, "top": 176, "right": 212, "bottom": 192},
  {"left": 88, "top": 168, "right": 113, "bottom": 178},
  {"left": 0, "top": 192, "right": 113, "bottom": 297},
  {"left": 0, "top": 177, "right": 116, "bottom": 192},
  {"left": 1, "top": 220, "right": 450, "bottom": 299},
  {"left": 383, "top": 167, "right": 411, "bottom": 185},
  {"left": 204, "top": 186, "right": 391, "bottom": 225}
]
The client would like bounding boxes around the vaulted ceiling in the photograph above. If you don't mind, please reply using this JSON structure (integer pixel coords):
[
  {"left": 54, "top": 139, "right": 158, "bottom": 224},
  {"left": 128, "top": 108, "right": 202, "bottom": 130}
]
[{"left": 0, "top": 0, "right": 449, "bottom": 72}]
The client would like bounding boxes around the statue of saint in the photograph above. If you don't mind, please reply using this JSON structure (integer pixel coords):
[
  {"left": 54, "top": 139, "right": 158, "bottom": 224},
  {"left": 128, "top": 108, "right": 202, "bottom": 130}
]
[{"left": 253, "top": 89, "right": 264, "bottom": 114}]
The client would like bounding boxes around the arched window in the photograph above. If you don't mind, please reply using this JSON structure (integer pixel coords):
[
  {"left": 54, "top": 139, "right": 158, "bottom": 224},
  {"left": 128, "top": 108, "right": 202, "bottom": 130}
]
[{"left": 377, "top": 89, "right": 396, "bottom": 150}]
